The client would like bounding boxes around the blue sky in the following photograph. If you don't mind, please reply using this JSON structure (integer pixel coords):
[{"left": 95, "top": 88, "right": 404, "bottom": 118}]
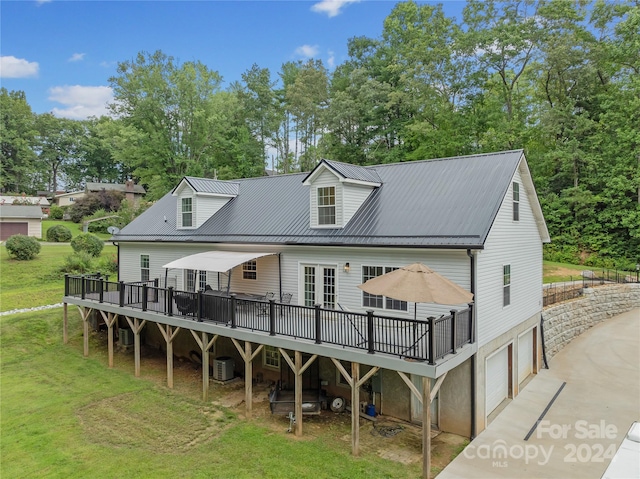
[{"left": 1, "top": 0, "right": 465, "bottom": 120}]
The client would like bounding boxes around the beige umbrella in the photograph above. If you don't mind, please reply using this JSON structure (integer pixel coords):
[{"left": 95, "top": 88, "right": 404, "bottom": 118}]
[{"left": 358, "top": 262, "right": 473, "bottom": 318}]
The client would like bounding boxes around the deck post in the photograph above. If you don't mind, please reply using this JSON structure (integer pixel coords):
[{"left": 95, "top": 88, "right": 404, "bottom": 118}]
[
  {"left": 83, "top": 307, "right": 89, "bottom": 357},
  {"left": 81, "top": 275, "right": 86, "bottom": 300},
  {"left": 469, "top": 302, "right": 475, "bottom": 342},
  {"left": 167, "top": 287, "right": 174, "bottom": 316},
  {"left": 101, "top": 311, "right": 118, "bottom": 368},
  {"left": 167, "top": 326, "right": 174, "bottom": 388},
  {"left": 295, "top": 350, "right": 303, "bottom": 436},
  {"left": 142, "top": 285, "right": 148, "bottom": 311},
  {"left": 202, "top": 332, "right": 209, "bottom": 400},
  {"left": 269, "top": 299, "right": 276, "bottom": 335},
  {"left": 230, "top": 294, "right": 237, "bottom": 328},
  {"left": 64, "top": 274, "right": 69, "bottom": 297},
  {"left": 314, "top": 304, "right": 322, "bottom": 344},
  {"left": 451, "top": 310, "right": 457, "bottom": 353},
  {"left": 63, "top": 303, "right": 68, "bottom": 344},
  {"left": 99, "top": 278, "right": 104, "bottom": 303},
  {"left": 245, "top": 341, "right": 253, "bottom": 417},
  {"left": 125, "top": 317, "right": 146, "bottom": 378},
  {"left": 422, "top": 376, "right": 432, "bottom": 479},
  {"left": 428, "top": 317, "right": 436, "bottom": 365},
  {"left": 366, "top": 310, "right": 375, "bottom": 354},
  {"left": 352, "top": 361, "right": 360, "bottom": 455},
  {"left": 119, "top": 281, "right": 125, "bottom": 307}
]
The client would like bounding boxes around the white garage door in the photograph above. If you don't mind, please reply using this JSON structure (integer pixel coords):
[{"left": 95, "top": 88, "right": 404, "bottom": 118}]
[
  {"left": 518, "top": 330, "right": 534, "bottom": 384},
  {"left": 486, "top": 347, "right": 509, "bottom": 415}
]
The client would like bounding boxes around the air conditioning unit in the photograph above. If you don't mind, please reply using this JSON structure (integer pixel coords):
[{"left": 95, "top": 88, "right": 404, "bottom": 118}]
[
  {"left": 119, "top": 328, "right": 134, "bottom": 346},
  {"left": 213, "top": 356, "right": 234, "bottom": 381}
]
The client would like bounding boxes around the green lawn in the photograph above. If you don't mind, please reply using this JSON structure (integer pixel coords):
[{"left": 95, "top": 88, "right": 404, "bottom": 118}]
[
  {"left": 42, "top": 219, "right": 112, "bottom": 241},
  {"left": 0, "top": 244, "right": 116, "bottom": 312},
  {"left": 0, "top": 308, "right": 421, "bottom": 478}
]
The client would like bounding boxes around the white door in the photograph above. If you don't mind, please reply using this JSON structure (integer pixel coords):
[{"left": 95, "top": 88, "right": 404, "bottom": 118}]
[
  {"left": 411, "top": 375, "right": 438, "bottom": 427},
  {"left": 486, "top": 346, "right": 509, "bottom": 416},
  {"left": 302, "top": 265, "right": 336, "bottom": 309},
  {"left": 518, "top": 330, "right": 534, "bottom": 384}
]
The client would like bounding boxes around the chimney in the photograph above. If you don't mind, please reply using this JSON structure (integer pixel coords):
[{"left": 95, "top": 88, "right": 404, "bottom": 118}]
[{"left": 125, "top": 180, "right": 135, "bottom": 203}]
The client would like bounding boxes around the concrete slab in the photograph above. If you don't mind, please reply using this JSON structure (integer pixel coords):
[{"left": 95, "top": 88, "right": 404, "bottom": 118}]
[{"left": 439, "top": 308, "right": 640, "bottom": 479}]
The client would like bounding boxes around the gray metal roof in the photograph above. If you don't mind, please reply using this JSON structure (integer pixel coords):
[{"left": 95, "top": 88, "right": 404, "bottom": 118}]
[
  {"left": 0, "top": 205, "right": 43, "bottom": 219},
  {"left": 174, "top": 177, "right": 240, "bottom": 196},
  {"left": 308, "top": 159, "right": 382, "bottom": 184},
  {"left": 115, "top": 150, "right": 527, "bottom": 248}
]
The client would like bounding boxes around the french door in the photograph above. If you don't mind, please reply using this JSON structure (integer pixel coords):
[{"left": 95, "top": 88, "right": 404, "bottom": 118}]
[{"left": 302, "top": 264, "right": 336, "bottom": 309}]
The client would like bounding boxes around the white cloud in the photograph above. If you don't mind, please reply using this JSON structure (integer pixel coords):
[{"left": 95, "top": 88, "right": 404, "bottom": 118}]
[
  {"left": 294, "top": 44, "right": 320, "bottom": 58},
  {"left": 36, "top": 0, "right": 52, "bottom": 5},
  {"left": 0, "top": 56, "right": 39, "bottom": 78},
  {"left": 68, "top": 53, "right": 86, "bottom": 62},
  {"left": 327, "top": 50, "right": 335, "bottom": 69},
  {"left": 311, "top": 0, "right": 360, "bottom": 18},
  {"left": 48, "top": 85, "right": 113, "bottom": 120}
]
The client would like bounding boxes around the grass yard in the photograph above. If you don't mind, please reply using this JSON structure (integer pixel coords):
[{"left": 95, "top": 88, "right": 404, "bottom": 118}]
[
  {"left": 543, "top": 260, "right": 592, "bottom": 283},
  {"left": 0, "top": 308, "right": 425, "bottom": 479},
  {"left": 42, "top": 219, "right": 112, "bottom": 241},
  {"left": 0, "top": 244, "right": 116, "bottom": 312}
]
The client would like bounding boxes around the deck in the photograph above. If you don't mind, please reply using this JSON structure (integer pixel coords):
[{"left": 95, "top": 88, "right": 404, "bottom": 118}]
[{"left": 64, "top": 275, "right": 475, "bottom": 366}]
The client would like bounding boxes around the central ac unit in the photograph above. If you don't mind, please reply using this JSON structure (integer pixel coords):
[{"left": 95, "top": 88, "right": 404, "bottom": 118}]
[
  {"left": 213, "top": 356, "right": 234, "bottom": 381},
  {"left": 119, "top": 328, "right": 133, "bottom": 346}
]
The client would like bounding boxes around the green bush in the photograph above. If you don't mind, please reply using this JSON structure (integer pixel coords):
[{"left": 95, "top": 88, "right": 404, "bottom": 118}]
[
  {"left": 70, "top": 233, "right": 104, "bottom": 257},
  {"left": 95, "top": 253, "right": 118, "bottom": 276},
  {"left": 48, "top": 205, "right": 64, "bottom": 220},
  {"left": 59, "top": 252, "right": 95, "bottom": 274},
  {"left": 46, "top": 224, "right": 72, "bottom": 242},
  {"left": 5, "top": 235, "right": 41, "bottom": 260}
]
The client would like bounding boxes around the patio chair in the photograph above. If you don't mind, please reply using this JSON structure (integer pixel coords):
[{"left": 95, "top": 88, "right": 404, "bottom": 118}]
[
  {"left": 175, "top": 294, "right": 197, "bottom": 317},
  {"left": 279, "top": 293, "right": 293, "bottom": 317}
]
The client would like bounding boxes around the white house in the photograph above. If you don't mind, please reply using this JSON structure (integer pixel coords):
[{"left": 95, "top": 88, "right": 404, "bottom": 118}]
[{"left": 65, "top": 149, "right": 549, "bottom": 440}]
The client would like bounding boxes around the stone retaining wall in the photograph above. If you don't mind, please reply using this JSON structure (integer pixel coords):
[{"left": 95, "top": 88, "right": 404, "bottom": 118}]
[{"left": 542, "top": 283, "right": 640, "bottom": 358}]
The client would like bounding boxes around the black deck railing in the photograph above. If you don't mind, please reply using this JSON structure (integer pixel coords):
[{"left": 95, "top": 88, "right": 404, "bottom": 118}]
[{"left": 64, "top": 274, "right": 474, "bottom": 365}]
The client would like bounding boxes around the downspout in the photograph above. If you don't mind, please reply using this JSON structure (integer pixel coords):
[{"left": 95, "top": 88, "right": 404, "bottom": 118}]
[
  {"left": 467, "top": 249, "right": 477, "bottom": 440},
  {"left": 114, "top": 242, "right": 120, "bottom": 281}
]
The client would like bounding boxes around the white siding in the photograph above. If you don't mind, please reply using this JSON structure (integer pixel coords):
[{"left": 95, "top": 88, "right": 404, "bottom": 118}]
[
  {"left": 475, "top": 162, "right": 544, "bottom": 347},
  {"left": 118, "top": 243, "right": 471, "bottom": 319},
  {"left": 195, "top": 196, "right": 230, "bottom": 227},
  {"left": 342, "top": 182, "right": 375, "bottom": 225}
]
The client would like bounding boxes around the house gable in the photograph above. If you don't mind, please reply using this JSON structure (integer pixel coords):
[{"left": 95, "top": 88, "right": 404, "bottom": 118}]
[
  {"left": 303, "top": 160, "right": 381, "bottom": 229},
  {"left": 171, "top": 177, "right": 238, "bottom": 230}
]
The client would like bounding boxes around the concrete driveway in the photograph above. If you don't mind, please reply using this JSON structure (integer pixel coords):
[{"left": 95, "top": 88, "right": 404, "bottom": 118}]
[{"left": 439, "top": 308, "right": 640, "bottom": 479}]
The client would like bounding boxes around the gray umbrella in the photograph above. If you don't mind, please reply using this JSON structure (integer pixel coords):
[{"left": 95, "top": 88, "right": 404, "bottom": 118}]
[{"left": 358, "top": 262, "right": 473, "bottom": 318}]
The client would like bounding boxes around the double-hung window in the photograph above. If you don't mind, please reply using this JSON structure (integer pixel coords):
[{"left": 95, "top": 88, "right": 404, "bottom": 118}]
[
  {"left": 362, "top": 266, "right": 408, "bottom": 311},
  {"left": 140, "top": 254, "right": 150, "bottom": 282},
  {"left": 243, "top": 260, "right": 257, "bottom": 280},
  {"left": 182, "top": 197, "right": 193, "bottom": 227},
  {"left": 513, "top": 182, "right": 520, "bottom": 221},
  {"left": 317, "top": 186, "right": 336, "bottom": 226},
  {"left": 263, "top": 346, "right": 280, "bottom": 370},
  {"left": 503, "top": 265, "right": 511, "bottom": 307}
]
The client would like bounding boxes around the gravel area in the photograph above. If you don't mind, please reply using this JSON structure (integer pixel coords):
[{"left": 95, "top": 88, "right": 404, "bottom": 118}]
[{"left": 0, "top": 303, "right": 63, "bottom": 316}]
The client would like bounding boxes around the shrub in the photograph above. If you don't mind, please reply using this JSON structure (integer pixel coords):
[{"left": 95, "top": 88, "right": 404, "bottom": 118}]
[
  {"left": 48, "top": 205, "right": 64, "bottom": 220},
  {"left": 68, "top": 190, "right": 123, "bottom": 223},
  {"left": 5, "top": 234, "right": 41, "bottom": 260},
  {"left": 46, "top": 224, "right": 72, "bottom": 242},
  {"left": 59, "top": 252, "right": 95, "bottom": 274},
  {"left": 95, "top": 253, "right": 118, "bottom": 276},
  {"left": 71, "top": 233, "right": 104, "bottom": 257}
]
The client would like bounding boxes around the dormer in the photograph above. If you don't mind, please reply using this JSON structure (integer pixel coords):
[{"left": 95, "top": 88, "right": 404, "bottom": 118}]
[
  {"left": 302, "top": 159, "right": 381, "bottom": 229},
  {"left": 172, "top": 177, "right": 239, "bottom": 229}
]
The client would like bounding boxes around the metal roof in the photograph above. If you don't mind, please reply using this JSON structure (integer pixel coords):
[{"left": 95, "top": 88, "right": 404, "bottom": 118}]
[
  {"left": 173, "top": 177, "right": 240, "bottom": 196},
  {"left": 0, "top": 205, "right": 43, "bottom": 219},
  {"left": 115, "top": 150, "right": 530, "bottom": 248},
  {"left": 310, "top": 159, "right": 382, "bottom": 184},
  {"left": 86, "top": 182, "right": 146, "bottom": 194}
]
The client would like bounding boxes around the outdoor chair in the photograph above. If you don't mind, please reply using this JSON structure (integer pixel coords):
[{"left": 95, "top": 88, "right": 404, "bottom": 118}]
[{"left": 175, "top": 294, "right": 197, "bottom": 317}]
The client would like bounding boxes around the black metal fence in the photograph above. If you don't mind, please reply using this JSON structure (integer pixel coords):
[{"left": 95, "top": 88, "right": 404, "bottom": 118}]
[
  {"left": 64, "top": 274, "right": 474, "bottom": 364},
  {"left": 543, "top": 268, "right": 640, "bottom": 307}
]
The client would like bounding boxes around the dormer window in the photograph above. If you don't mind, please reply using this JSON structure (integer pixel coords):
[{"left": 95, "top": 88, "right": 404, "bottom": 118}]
[
  {"left": 181, "top": 197, "right": 193, "bottom": 227},
  {"left": 318, "top": 186, "right": 336, "bottom": 226}
]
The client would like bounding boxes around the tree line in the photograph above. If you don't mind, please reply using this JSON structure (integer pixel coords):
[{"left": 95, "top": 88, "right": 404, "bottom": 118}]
[{"left": 1, "top": 0, "right": 638, "bottom": 267}]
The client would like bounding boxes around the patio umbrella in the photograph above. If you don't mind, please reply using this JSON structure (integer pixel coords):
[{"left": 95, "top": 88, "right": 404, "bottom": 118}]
[{"left": 357, "top": 262, "right": 473, "bottom": 318}]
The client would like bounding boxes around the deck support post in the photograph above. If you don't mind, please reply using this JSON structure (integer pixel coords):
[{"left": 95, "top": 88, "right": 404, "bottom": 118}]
[
  {"left": 63, "top": 303, "right": 68, "bottom": 344},
  {"left": 351, "top": 361, "right": 360, "bottom": 455},
  {"left": 100, "top": 311, "right": 118, "bottom": 368},
  {"left": 76, "top": 306, "right": 92, "bottom": 357},
  {"left": 279, "top": 349, "right": 318, "bottom": 437},
  {"left": 190, "top": 331, "right": 219, "bottom": 401},
  {"left": 157, "top": 324, "right": 181, "bottom": 388},
  {"left": 231, "top": 339, "right": 263, "bottom": 418},
  {"left": 125, "top": 316, "right": 146, "bottom": 377},
  {"left": 396, "top": 371, "right": 447, "bottom": 479}
]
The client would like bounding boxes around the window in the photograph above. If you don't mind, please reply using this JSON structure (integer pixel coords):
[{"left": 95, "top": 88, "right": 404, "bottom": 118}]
[
  {"left": 69, "top": 197, "right": 75, "bottom": 202},
  {"left": 140, "top": 254, "right": 149, "bottom": 282},
  {"left": 263, "top": 346, "right": 280, "bottom": 370},
  {"left": 513, "top": 182, "right": 520, "bottom": 221},
  {"left": 185, "top": 270, "right": 207, "bottom": 292},
  {"left": 317, "top": 186, "right": 336, "bottom": 226},
  {"left": 242, "top": 260, "right": 257, "bottom": 280},
  {"left": 182, "top": 197, "right": 193, "bottom": 227},
  {"left": 362, "top": 266, "right": 408, "bottom": 311},
  {"left": 503, "top": 265, "right": 511, "bottom": 307}
]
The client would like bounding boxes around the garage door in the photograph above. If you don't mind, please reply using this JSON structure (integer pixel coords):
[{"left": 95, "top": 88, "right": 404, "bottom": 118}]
[
  {"left": 486, "top": 347, "right": 509, "bottom": 415},
  {"left": 0, "top": 222, "right": 28, "bottom": 240},
  {"left": 518, "top": 330, "right": 534, "bottom": 384}
]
